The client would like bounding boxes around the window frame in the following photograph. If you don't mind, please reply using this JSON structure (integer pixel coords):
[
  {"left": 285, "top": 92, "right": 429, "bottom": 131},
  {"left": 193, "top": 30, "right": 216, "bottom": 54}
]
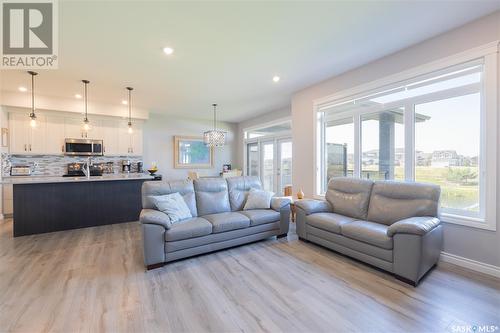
[{"left": 312, "top": 42, "right": 498, "bottom": 231}]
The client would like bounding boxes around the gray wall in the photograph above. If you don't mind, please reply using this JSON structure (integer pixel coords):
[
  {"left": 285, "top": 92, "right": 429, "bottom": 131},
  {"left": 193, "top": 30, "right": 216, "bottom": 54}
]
[
  {"left": 291, "top": 11, "right": 500, "bottom": 266},
  {"left": 235, "top": 106, "right": 291, "bottom": 169},
  {"left": 143, "top": 113, "right": 237, "bottom": 180}
]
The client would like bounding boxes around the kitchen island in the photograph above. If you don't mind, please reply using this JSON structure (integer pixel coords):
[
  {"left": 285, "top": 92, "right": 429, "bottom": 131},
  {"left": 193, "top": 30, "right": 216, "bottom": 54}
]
[{"left": 2, "top": 174, "right": 154, "bottom": 237}]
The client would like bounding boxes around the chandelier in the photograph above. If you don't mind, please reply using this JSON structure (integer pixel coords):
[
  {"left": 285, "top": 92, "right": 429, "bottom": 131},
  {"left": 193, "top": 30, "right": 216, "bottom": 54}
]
[{"left": 203, "top": 103, "right": 226, "bottom": 147}]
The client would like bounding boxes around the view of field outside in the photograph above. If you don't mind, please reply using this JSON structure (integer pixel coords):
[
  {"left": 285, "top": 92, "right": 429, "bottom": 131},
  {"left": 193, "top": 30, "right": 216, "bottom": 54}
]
[{"left": 415, "top": 93, "right": 480, "bottom": 212}]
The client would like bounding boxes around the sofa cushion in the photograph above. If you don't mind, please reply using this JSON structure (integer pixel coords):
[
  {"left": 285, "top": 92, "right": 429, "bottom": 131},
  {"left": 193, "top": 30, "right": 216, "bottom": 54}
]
[
  {"left": 150, "top": 192, "right": 192, "bottom": 223},
  {"left": 142, "top": 179, "right": 198, "bottom": 217},
  {"left": 226, "top": 176, "right": 262, "bottom": 211},
  {"left": 243, "top": 188, "right": 274, "bottom": 210},
  {"left": 306, "top": 212, "right": 356, "bottom": 234},
  {"left": 203, "top": 212, "right": 250, "bottom": 233},
  {"left": 194, "top": 178, "right": 231, "bottom": 216},
  {"left": 367, "top": 181, "right": 440, "bottom": 225},
  {"left": 325, "top": 178, "right": 374, "bottom": 220},
  {"left": 164, "top": 217, "right": 212, "bottom": 242},
  {"left": 341, "top": 220, "right": 393, "bottom": 250},
  {"left": 239, "top": 209, "right": 281, "bottom": 226}
]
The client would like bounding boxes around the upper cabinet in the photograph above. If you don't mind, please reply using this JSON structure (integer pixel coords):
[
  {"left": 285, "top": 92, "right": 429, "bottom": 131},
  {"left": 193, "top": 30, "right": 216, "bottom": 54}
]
[
  {"left": 45, "top": 116, "right": 66, "bottom": 155},
  {"left": 101, "top": 119, "right": 120, "bottom": 155},
  {"left": 117, "top": 121, "right": 143, "bottom": 156},
  {"left": 9, "top": 113, "right": 47, "bottom": 154},
  {"left": 9, "top": 112, "right": 144, "bottom": 156}
]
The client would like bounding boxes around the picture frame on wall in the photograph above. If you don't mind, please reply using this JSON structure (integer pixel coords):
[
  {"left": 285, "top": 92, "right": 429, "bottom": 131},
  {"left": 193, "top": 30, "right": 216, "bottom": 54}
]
[{"left": 174, "top": 136, "right": 214, "bottom": 169}]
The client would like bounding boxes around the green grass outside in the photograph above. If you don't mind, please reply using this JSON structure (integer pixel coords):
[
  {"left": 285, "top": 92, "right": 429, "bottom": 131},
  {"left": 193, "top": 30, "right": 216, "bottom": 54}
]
[{"left": 371, "top": 166, "right": 479, "bottom": 212}]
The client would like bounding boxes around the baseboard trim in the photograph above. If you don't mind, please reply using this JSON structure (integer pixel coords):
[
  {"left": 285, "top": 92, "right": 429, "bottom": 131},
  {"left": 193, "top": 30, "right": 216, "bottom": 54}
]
[{"left": 439, "top": 251, "right": 500, "bottom": 278}]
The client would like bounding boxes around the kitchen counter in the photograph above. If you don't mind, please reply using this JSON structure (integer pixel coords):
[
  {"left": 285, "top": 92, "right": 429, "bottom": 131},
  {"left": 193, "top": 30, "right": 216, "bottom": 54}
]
[
  {"left": 1, "top": 173, "right": 154, "bottom": 184},
  {"left": 7, "top": 174, "right": 155, "bottom": 237}
]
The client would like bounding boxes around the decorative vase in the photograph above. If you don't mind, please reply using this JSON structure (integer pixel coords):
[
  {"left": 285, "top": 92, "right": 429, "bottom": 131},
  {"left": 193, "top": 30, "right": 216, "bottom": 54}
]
[{"left": 297, "top": 189, "right": 304, "bottom": 199}]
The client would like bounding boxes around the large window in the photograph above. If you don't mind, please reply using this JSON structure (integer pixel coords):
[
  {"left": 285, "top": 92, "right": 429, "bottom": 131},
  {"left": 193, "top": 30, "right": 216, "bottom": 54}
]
[{"left": 316, "top": 54, "right": 498, "bottom": 228}]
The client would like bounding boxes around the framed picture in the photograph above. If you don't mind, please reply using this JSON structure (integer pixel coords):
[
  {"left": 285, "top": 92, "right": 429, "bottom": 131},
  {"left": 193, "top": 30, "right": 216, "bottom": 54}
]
[{"left": 174, "top": 136, "right": 213, "bottom": 169}]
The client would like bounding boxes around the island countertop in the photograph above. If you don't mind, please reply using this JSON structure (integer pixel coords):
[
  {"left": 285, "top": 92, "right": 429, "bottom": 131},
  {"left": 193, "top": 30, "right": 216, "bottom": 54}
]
[{"left": 1, "top": 173, "right": 154, "bottom": 185}]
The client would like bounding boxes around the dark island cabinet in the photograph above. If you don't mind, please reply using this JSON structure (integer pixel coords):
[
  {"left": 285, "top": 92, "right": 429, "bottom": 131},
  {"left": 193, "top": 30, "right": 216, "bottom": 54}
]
[{"left": 13, "top": 179, "right": 148, "bottom": 237}]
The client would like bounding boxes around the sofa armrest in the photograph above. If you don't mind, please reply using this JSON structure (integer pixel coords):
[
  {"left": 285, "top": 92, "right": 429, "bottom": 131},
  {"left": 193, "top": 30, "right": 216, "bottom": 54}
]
[
  {"left": 271, "top": 197, "right": 291, "bottom": 212},
  {"left": 140, "top": 209, "right": 172, "bottom": 229},
  {"left": 387, "top": 216, "right": 440, "bottom": 237},
  {"left": 295, "top": 199, "right": 332, "bottom": 215}
]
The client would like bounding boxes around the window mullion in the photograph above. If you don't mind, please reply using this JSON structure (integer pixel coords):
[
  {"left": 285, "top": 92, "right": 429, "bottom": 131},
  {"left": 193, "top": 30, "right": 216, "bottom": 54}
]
[
  {"left": 354, "top": 114, "right": 361, "bottom": 178},
  {"left": 404, "top": 104, "right": 415, "bottom": 181}
]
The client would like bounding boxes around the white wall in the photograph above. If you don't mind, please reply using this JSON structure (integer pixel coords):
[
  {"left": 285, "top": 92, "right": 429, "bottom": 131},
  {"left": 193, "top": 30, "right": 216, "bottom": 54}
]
[
  {"left": 291, "top": 11, "right": 500, "bottom": 266},
  {"left": 235, "top": 106, "right": 291, "bottom": 168},
  {"left": 143, "top": 113, "right": 237, "bottom": 180}
]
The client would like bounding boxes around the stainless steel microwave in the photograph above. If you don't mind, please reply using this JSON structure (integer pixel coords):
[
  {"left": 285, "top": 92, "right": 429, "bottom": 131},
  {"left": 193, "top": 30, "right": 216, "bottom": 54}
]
[{"left": 64, "top": 138, "right": 103, "bottom": 156}]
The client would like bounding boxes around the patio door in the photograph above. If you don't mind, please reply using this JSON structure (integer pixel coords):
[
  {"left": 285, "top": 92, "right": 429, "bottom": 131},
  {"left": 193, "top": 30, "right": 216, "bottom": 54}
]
[
  {"left": 246, "top": 138, "right": 292, "bottom": 195},
  {"left": 277, "top": 139, "right": 292, "bottom": 194},
  {"left": 261, "top": 141, "right": 275, "bottom": 192}
]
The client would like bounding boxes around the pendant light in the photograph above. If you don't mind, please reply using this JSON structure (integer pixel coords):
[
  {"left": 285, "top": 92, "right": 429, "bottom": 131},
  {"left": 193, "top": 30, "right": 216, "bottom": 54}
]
[
  {"left": 28, "top": 71, "right": 38, "bottom": 128},
  {"left": 203, "top": 103, "right": 226, "bottom": 147},
  {"left": 81, "top": 80, "right": 91, "bottom": 131},
  {"left": 126, "top": 87, "right": 133, "bottom": 134}
]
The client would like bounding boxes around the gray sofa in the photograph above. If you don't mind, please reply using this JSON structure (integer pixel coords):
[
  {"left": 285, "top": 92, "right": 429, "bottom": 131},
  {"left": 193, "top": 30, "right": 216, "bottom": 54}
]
[
  {"left": 140, "top": 176, "right": 291, "bottom": 269},
  {"left": 296, "top": 177, "right": 442, "bottom": 285}
]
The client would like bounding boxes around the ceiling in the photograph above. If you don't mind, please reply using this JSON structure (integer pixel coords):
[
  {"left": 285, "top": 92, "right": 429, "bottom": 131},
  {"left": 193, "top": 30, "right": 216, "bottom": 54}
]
[{"left": 1, "top": 1, "right": 499, "bottom": 123}]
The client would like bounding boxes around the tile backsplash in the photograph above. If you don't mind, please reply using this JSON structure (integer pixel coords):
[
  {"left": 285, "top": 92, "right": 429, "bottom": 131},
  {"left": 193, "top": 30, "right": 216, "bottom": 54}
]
[{"left": 1, "top": 154, "right": 143, "bottom": 177}]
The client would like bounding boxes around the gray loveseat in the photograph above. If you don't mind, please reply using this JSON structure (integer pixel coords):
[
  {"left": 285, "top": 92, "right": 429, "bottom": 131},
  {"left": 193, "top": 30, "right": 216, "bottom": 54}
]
[
  {"left": 296, "top": 177, "right": 442, "bottom": 285},
  {"left": 140, "top": 176, "right": 291, "bottom": 269}
]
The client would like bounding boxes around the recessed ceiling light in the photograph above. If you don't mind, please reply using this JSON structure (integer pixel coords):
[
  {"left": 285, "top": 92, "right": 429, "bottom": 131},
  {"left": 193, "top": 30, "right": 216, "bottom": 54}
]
[
  {"left": 75, "top": 94, "right": 82, "bottom": 99},
  {"left": 122, "top": 100, "right": 128, "bottom": 105},
  {"left": 272, "top": 75, "right": 280, "bottom": 83},
  {"left": 18, "top": 86, "right": 27, "bottom": 92},
  {"left": 163, "top": 47, "right": 174, "bottom": 55}
]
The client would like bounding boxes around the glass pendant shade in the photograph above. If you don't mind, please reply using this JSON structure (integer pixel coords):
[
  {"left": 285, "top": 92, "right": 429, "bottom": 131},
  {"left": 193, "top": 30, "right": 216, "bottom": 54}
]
[
  {"left": 82, "top": 80, "right": 91, "bottom": 131},
  {"left": 204, "top": 103, "right": 226, "bottom": 147},
  {"left": 29, "top": 114, "right": 37, "bottom": 128},
  {"left": 28, "top": 71, "right": 38, "bottom": 128},
  {"left": 126, "top": 87, "right": 133, "bottom": 134}
]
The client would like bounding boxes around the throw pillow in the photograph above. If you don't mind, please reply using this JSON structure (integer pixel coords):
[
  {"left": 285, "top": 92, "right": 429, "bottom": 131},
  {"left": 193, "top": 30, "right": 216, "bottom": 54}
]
[
  {"left": 150, "top": 192, "right": 192, "bottom": 223},
  {"left": 243, "top": 188, "right": 275, "bottom": 210}
]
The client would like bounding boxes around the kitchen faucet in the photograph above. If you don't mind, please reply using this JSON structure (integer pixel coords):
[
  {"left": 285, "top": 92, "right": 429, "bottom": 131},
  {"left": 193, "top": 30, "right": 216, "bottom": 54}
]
[{"left": 82, "top": 157, "right": 93, "bottom": 179}]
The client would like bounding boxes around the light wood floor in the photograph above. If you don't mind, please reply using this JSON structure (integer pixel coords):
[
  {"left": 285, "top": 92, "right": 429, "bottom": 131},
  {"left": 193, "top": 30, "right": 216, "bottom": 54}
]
[{"left": 0, "top": 219, "right": 499, "bottom": 333}]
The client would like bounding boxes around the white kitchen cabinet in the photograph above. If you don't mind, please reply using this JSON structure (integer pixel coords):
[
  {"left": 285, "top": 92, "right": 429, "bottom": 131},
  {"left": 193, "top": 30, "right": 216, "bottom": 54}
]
[
  {"left": 131, "top": 123, "right": 143, "bottom": 155},
  {"left": 64, "top": 118, "right": 102, "bottom": 140},
  {"left": 45, "top": 116, "right": 66, "bottom": 154},
  {"left": 86, "top": 120, "right": 102, "bottom": 140},
  {"left": 64, "top": 118, "right": 85, "bottom": 139},
  {"left": 118, "top": 121, "right": 143, "bottom": 156},
  {"left": 9, "top": 112, "right": 144, "bottom": 156},
  {"left": 101, "top": 119, "right": 119, "bottom": 155},
  {"left": 9, "top": 113, "right": 46, "bottom": 154},
  {"left": 118, "top": 122, "right": 132, "bottom": 155}
]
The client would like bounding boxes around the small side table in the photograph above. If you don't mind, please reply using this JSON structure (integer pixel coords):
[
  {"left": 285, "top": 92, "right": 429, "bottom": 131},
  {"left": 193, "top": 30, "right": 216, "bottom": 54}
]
[{"left": 284, "top": 196, "right": 296, "bottom": 223}]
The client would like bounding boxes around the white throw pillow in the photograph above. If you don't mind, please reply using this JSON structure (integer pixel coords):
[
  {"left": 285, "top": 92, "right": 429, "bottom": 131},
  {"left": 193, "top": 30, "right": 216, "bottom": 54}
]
[
  {"left": 150, "top": 192, "right": 192, "bottom": 223},
  {"left": 243, "top": 188, "right": 275, "bottom": 210}
]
